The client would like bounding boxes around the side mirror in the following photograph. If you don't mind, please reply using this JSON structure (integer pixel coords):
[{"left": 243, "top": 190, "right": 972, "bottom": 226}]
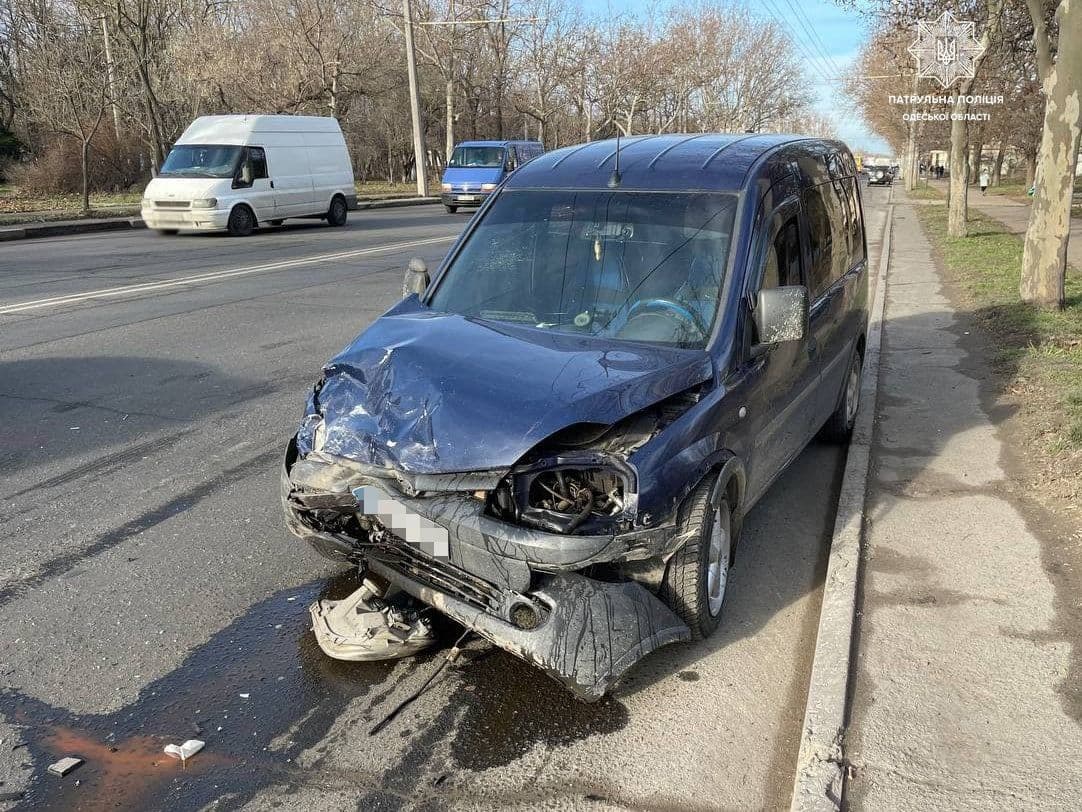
[
  {"left": 752, "top": 285, "right": 808, "bottom": 354},
  {"left": 505, "top": 160, "right": 516, "bottom": 172},
  {"left": 403, "top": 257, "right": 430, "bottom": 298}
]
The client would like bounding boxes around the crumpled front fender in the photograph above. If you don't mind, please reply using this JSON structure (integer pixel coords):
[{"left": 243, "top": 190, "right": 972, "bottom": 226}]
[{"left": 367, "top": 561, "right": 690, "bottom": 701}]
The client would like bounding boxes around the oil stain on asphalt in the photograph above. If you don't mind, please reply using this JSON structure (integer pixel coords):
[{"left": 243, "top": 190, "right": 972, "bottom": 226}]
[{"left": 0, "top": 570, "right": 629, "bottom": 810}]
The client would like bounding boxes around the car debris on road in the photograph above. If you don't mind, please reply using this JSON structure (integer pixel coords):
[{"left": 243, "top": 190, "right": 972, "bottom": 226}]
[
  {"left": 46, "top": 757, "right": 83, "bottom": 777},
  {"left": 163, "top": 739, "right": 205, "bottom": 762},
  {"left": 310, "top": 577, "right": 437, "bottom": 661}
]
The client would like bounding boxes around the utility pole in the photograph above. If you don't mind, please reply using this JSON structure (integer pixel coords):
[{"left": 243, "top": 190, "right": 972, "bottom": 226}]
[
  {"left": 100, "top": 15, "right": 121, "bottom": 140},
  {"left": 445, "top": 0, "right": 455, "bottom": 163},
  {"left": 403, "top": 0, "right": 428, "bottom": 197}
]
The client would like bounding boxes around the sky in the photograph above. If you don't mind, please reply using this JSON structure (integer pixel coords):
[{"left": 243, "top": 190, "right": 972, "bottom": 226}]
[{"left": 580, "top": 0, "right": 892, "bottom": 155}]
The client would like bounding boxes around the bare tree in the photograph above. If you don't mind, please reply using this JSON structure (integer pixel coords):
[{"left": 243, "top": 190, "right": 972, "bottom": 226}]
[{"left": 21, "top": 8, "right": 111, "bottom": 211}]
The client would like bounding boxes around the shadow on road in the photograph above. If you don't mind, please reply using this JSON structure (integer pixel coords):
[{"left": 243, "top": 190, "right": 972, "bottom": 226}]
[{"left": 0, "top": 355, "right": 312, "bottom": 480}]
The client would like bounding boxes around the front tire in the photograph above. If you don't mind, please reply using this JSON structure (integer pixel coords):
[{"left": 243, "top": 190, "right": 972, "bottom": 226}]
[
  {"left": 445, "top": 205, "right": 458, "bottom": 214},
  {"left": 227, "top": 205, "right": 255, "bottom": 237},
  {"left": 327, "top": 195, "right": 348, "bottom": 227},
  {"left": 659, "top": 476, "right": 735, "bottom": 640},
  {"left": 155, "top": 229, "right": 178, "bottom": 236},
  {"left": 822, "top": 348, "right": 863, "bottom": 441}
]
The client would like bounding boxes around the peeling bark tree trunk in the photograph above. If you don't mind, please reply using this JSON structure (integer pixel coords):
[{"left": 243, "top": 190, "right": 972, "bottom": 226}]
[
  {"left": 1021, "top": 0, "right": 1082, "bottom": 309},
  {"left": 947, "top": 0, "right": 1003, "bottom": 236},
  {"left": 947, "top": 98, "right": 972, "bottom": 236},
  {"left": 904, "top": 92, "right": 919, "bottom": 192}
]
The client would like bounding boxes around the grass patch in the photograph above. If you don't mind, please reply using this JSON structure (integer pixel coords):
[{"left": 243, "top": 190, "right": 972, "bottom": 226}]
[
  {"left": 985, "top": 180, "right": 1030, "bottom": 200},
  {"left": 0, "top": 179, "right": 428, "bottom": 223},
  {"left": 354, "top": 180, "right": 425, "bottom": 199},
  {"left": 907, "top": 183, "right": 943, "bottom": 201},
  {"left": 915, "top": 204, "right": 1082, "bottom": 458},
  {"left": 0, "top": 187, "right": 143, "bottom": 216}
]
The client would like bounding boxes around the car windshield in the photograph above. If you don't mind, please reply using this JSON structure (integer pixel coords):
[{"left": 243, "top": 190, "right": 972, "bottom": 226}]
[
  {"left": 448, "top": 146, "right": 505, "bottom": 168},
  {"left": 159, "top": 145, "right": 242, "bottom": 178},
  {"left": 427, "top": 190, "right": 738, "bottom": 348}
]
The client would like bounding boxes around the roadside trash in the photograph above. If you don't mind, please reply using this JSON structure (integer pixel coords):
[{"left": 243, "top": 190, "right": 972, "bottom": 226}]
[
  {"left": 163, "top": 740, "right": 204, "bottom": 761},
  {"left": 310, "top": 577, "right": 436, "bottom": 661},
  {"left": 47, "top": 757, "right": 83, "bottom": 777},
  {"left": 239, "top": 693, "right": 249, "bottom": 699}
]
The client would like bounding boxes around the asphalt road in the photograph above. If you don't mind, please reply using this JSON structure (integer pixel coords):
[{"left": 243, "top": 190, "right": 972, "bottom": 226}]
[{"left": 0, "top": 192, "right": 888, "bottom": 811}]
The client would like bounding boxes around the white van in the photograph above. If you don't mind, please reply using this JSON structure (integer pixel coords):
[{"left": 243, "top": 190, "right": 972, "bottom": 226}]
[{"left": 141, "top": 115, "right": 356, "bottom": 236}]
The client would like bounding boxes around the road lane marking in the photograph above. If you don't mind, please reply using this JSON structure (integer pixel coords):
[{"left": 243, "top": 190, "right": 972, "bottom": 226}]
[{"left": 0, "top": 235, "right": 455, "bottom": 315}]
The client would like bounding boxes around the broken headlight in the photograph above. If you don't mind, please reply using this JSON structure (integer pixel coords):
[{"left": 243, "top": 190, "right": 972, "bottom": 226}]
[{"left": 489, "top": 454, "right": 638, "bottom": 535}]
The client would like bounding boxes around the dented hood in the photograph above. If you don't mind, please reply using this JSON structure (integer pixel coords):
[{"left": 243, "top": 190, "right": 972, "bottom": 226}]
[{"left": 303, "top": 298, "right": 713, "bottom": 474}]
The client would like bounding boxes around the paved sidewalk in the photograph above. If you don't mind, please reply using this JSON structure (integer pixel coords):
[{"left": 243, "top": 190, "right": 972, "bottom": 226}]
[
  {"left": 846, "top": 197, "right": 1082, "bottom": 807},
  {"left": 924, "top": 178, "right": 1082, "bottom": 270}
]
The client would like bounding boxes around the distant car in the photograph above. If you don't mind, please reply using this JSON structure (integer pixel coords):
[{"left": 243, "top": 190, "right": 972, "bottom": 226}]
[
  {"left": 866, "top": 165, "right": 892, "bottom": 186},
  {"left": 142, "top": 115, "right": 356, "bottom": 236},
  {"left": 440, "top": 140, "right": 543, "bottom": 213},
  {"left": 283, "top": 134, "right": 869, "bottom": 700}
]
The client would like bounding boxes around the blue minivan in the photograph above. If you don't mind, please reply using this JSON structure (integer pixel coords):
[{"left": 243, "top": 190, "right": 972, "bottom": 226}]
[
  {"left": 440, "top": 140, "right": 544, "bottom": 213},
  {"left": 284, "top": 134, "right": 868, "bottom": 700}
]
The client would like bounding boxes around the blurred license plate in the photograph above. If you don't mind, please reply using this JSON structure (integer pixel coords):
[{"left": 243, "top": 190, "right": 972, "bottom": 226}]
[{"left": 456, "top": 195, "right": 476, "bottom": 202}]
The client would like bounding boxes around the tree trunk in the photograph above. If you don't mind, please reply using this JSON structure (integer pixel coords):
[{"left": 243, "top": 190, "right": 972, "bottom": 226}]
[
  {"left": 904, "top": 114, "right": 918, "bottom": 191},
  {"left": 1021, "top": 0, "right": 1082, "bottom": 309},
  {"left": 135, "top": 61, "right": 165, "bottom": 171},
  {"left": 968, "top": 140, "right": 983, "bottom": 185},
  {"left": 81, "top": 139, "right": 90, "bottom": 214},
  {"left": 947, "top": 102, "right": 971, "bottom": 237},
  {"left": 991, "top": 145, "right": 1005, "bottom": 186}
]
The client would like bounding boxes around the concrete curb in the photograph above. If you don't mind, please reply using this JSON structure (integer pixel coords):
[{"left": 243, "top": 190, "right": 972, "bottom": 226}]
[
  {"left": 0, "top": 217, "right": 145, "bottom": 242},
  {"left": 789, "top": 191, "right": 894, "bottom": 811},
  {"left": 0, "top": 197, "right": 440, "bottom": 242},
  {"left": 354, "top": 196, "right": 440, "bottom": 211}
]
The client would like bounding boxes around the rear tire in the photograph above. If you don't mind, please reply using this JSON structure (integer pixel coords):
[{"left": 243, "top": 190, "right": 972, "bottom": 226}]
[
  {"left": 155, "top": 229, "right": 178, "bottom": 236},
  {"left": 445, "top": 205, "right": 458, "bottom": 214},
  {"left": 327, "top": 195, "right": 348, "bottom": 227},
  {"left": 822, "top": 348, "right": 863, "bottom": 441},
  {"left": 227, "top": 205, "right": 255, "bottom": 237},
  {"left": 659, "top": 476, "right": 736, "bottom": 640}
]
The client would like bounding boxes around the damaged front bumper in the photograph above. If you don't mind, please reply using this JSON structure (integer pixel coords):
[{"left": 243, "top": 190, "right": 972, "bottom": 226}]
[{"left": 282, "top": 443, "right": 691, "bottom": 699}]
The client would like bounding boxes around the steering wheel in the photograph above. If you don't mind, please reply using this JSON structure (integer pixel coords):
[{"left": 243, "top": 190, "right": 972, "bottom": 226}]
[{"left": 622, "top": 298, "right": 707, "bottom": 340}]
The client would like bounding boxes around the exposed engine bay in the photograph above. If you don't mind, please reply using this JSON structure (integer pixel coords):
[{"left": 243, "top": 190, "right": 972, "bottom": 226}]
[{"left": 283, "top": 382, "right": 708, "bottom": 699}]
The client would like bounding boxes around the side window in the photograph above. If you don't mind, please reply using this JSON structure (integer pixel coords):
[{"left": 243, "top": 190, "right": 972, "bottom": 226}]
[
  {"left": 507, "top": 145, "right": 518, "bottom": 169},
  {"left": 247, "top": 147, "right": 268, "bottom": 180},
  {"left": 761, "top": 217, "right": 801, "bottom": 290},
  {"left": 803, "top": 185, "right": 834, "bottom": 297},
  {"left": 844, "top": 177, "right": 865, "bottom": 266}
]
